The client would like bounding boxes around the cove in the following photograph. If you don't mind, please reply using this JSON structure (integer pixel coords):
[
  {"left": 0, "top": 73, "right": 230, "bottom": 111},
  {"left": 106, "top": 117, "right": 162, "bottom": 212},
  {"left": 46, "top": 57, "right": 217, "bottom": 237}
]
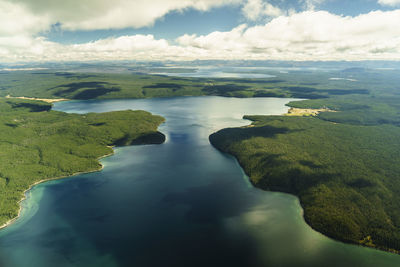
[{"left": 0, "top": 96, "right": 399, "bottom": 267}]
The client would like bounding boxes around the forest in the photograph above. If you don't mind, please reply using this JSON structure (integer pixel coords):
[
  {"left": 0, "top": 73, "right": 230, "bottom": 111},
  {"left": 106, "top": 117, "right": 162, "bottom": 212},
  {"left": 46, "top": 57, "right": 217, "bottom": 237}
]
[
  {"left": 2, "top": 67, "right": 400, "bottom": 253},
  {"left": 209, "top": 67, "right": 400, "bottom": 252},
  {"left": 1, "top": 68, "right": 396, "bottom": 101},
  {"left": 0, "top": 98, "right": 164, "bottom": 227}
]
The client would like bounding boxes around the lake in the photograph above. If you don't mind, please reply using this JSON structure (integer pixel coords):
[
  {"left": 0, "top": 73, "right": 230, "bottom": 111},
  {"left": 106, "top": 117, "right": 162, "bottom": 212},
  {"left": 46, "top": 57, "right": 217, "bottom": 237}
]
[
  {"left": 151, "top": 66, "right": 277, "bottom": 78},
  {"left": 0, "top": 96, "right": 399, "bottom": 267}
]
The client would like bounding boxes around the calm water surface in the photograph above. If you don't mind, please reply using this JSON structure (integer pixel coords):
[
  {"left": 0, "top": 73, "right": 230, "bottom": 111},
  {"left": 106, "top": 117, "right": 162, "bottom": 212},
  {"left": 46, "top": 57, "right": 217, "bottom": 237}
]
[
  {"left": 0, "top": 96, "right": 399, "bottom": 267},
  {"left": 152, "top": 66, "right": 277, "bottom": 78}
]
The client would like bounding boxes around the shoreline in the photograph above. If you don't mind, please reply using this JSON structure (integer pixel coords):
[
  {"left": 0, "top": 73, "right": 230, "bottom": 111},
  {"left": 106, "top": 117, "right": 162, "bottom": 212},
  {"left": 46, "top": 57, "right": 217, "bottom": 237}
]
[
  {"left": 210, "top": 108, "right": 400, "bottom": 255},
  {"left": 284, "top": 107, "right": 334, "bottom": 116},
  {"left": 0, "top": 97, "right": 165, "bottom": 232},
  {"left": 210, "top": 138, "right": 400, "bottom": 255},
  {"left": 5, "top": 95, "right": 69, "bottom": 103},
  {"left": 0, "top": 148, "right": 115, "bottom": 231}
]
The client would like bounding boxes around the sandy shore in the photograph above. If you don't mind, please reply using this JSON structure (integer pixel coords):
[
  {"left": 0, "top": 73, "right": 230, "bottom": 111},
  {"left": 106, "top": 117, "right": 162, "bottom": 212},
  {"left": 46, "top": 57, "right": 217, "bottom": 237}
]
[
  {"left": 5, "top": 95, "right": 69, "bottom": 103},
  {"left": 0, "top": 148, "right": 115, "bottom": 231},
  {"left": 284, "top": 107, "right": 335, "bottom": 116}
]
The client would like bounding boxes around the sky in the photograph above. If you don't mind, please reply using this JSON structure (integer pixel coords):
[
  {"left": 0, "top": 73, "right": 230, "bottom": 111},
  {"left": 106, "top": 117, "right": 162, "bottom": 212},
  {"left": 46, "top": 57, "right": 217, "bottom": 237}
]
[{"left": 1, "top": 0, "right": 400, "bottom": 62}]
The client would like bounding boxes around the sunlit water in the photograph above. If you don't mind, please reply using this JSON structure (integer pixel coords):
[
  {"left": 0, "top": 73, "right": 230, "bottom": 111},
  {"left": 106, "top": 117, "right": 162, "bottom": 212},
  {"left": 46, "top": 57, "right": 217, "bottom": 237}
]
[
  {"left": 0, "top": 96, "right": 399, "bottom": 267},
  {"left": 152, "top": 66, "right": 277, "bottom": 78}
]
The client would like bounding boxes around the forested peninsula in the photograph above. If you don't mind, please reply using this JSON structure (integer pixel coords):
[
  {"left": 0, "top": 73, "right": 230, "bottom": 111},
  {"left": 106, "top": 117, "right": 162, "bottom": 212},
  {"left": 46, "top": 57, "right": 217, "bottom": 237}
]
[
  {"left": 210, "top": 95, "right": 400, "bottom": 253},
  {"left": 0, "top": 98, "right": 165, "bottom": 228},
  {"left": 2, "top": 68, "right": 400, "bottom": 253}
]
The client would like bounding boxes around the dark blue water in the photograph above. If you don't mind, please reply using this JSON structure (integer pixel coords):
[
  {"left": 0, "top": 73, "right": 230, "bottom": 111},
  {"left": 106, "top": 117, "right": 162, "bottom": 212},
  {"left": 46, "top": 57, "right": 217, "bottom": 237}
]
[{"left": 0, "top": 96, "right": 399, "bottom": 267}]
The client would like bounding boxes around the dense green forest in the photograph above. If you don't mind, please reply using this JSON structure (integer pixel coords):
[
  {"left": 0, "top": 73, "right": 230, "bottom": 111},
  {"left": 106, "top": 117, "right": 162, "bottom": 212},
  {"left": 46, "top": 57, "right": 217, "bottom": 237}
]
[
  {"left": 0, "top": 98, "right": 164, "bottom": 227},
  {"left": 2, "top": 67, "right": 400, "bottom": 253},
  {"left": 210, "top": 115, "right": 400, "bottom": 252},
  {"left": 1, "top": 68, "right": 396, "bottom": 100},
  {"left": 209, "top": 68, "right": 400, "bottom": 252}
]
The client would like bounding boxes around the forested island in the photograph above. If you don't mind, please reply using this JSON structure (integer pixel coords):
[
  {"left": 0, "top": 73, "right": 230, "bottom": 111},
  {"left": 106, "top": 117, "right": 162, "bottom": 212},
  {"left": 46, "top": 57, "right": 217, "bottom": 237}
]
[
  {"left": 0, "top": 97, "right": 165, "bottom": 228},
  {"left": 1, "top": 67, "right": 400, "bottom": 253}
]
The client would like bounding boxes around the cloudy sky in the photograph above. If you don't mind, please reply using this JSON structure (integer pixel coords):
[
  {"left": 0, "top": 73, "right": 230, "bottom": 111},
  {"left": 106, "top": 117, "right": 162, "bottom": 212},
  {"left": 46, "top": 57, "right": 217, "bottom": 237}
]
[{"left": 1, "top": 0, "right": 400, "bottom": 62}]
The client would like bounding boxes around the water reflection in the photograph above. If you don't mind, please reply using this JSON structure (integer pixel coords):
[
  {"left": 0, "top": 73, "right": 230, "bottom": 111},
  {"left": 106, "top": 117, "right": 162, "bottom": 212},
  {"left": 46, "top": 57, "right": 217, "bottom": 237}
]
[{"left": 0, "top": 96, "right": 399, "bottom": 267}]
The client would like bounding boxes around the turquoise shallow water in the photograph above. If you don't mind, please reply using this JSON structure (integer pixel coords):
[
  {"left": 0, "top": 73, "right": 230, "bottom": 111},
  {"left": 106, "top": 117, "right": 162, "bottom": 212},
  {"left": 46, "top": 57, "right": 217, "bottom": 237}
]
[{"left": 0, "top": 96, "right": 399, "bottom": 267}]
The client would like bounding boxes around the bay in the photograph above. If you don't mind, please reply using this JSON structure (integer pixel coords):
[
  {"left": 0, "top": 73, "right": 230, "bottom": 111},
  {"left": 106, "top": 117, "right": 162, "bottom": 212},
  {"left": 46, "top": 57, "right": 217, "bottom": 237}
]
[{"left": 0, "top": 96, "right": 399, "bottom": 267}]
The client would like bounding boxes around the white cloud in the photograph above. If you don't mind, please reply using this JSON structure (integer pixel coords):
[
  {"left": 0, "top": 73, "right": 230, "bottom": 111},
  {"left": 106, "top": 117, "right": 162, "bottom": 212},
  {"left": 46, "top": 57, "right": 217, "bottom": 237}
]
[
  {"left": 242, "top": 0, "right": 283, "bottom": 20},
  {"left": 2, "top": 9, "right": 400, "bottom": 62},
  {"left": 301, "top": 0, "right": 325, "bottom": 10},
  {"left": 0, "top": 1, "right": 50, "bottom": 37},
  {"left": 0, "top": 0, "right": 240, "bottom": 61},
  {"left": 378, "top": 0, "right": 400, "bottom": 6},
  {"left": 5, "top": 0, "right": 241, "bottom": 31},
  {"left": 177, "top": 24, "right": 248, "bottom": 51},
  {"left": 175, "top": 10, "right": 400, "bottom": 61}
]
